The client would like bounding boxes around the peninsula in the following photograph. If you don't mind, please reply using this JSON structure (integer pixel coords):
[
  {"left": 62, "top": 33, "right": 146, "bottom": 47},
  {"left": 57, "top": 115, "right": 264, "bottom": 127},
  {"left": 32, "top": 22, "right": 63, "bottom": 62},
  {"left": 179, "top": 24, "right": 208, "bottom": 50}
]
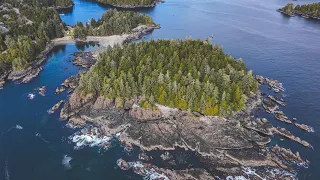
[{"left": 278, "top": 2, "right": 320, "bottom": 19}]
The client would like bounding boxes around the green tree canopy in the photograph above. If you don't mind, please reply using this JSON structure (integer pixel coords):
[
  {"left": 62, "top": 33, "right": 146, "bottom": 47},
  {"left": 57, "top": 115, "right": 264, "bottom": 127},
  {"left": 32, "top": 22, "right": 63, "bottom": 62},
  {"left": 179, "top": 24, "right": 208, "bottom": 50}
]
[{"left": 78, "top": 39, "right": 258, "bottom": 116}]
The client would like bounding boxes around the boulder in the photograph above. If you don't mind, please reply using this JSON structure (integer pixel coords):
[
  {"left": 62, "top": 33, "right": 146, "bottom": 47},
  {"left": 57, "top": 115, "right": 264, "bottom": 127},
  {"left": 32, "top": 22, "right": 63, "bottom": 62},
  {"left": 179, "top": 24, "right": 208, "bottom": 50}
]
[
  {"left": 117, "top": 159, "right": 130, "bottom": 170},
  {"left": 48, "top": 100, "right": 64, "bottom": 114},
  {"left": 160, "top": 151, "right": 173, "bottom": 161},
  {"left": 294, "top": 123, "right": 314, "bottom": 132}
]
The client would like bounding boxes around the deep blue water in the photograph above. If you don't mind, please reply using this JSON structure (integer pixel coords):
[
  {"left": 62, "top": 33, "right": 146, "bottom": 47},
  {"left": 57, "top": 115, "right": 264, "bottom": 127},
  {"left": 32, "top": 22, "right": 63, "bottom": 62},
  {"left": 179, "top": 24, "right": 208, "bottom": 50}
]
[{"left": 1, "top": 0, "right": 320, "bottom": 179}]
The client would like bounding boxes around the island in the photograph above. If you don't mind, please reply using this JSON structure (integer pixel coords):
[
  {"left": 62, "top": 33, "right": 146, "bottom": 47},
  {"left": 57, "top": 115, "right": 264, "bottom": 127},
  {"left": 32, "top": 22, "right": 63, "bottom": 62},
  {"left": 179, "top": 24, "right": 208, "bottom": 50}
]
[
  {"left": 60, "top": 39, "right": 310, "bottom": 179},
  {"left": 95, "top": 0, "right": 162, "bottom": 9},
  {"left": 278, "top": 2, "right": 320, "bottom": 19},
  {"left": 72, "top": 9, "right": 158, "bottom": 40}
]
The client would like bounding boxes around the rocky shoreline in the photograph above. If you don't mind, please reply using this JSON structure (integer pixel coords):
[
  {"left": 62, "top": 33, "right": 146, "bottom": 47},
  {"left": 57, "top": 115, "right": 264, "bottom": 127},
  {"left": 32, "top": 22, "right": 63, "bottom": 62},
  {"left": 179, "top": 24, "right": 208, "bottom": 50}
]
[
  {"left": 57, "top": 84, "right": 310, "bottom": 179},
  {"left": 277, "top": 9, "right": 320, "bottom": 20},
  {"left": 0, "top": 42, "right": 56, "bottom": 88},
  {"left": 51, "top": 68, "right": 317, "bottom": 179}
]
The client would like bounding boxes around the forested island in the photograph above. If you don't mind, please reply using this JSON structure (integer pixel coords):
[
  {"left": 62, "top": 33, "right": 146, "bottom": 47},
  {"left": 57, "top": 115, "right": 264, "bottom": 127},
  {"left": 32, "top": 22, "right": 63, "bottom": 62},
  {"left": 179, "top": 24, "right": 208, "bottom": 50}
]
[
  {"left": 60, "top": 39, "right": 309, "bottom": 179},
  {"left": 73, "top": 9, "right": 155, "bottom": 39},
  {"left": 95, "top": 0, "right": 159, "bottom": 9},
  {"left": 278, "top": 2, "right": 320, "bottom": 19},
  {"left": 0, "top": 0, "right": 64, "bottom": 77},
  {"left": 78, "top": 39, "right": 257, "bottom": 116}
]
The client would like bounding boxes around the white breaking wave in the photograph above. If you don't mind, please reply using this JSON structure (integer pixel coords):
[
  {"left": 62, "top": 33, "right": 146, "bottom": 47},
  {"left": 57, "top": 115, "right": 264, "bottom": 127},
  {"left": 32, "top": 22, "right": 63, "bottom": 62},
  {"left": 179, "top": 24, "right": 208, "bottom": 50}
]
[
  {"left": 28, "top": 93, "right": 35, "bottom": 100},
  {"left": 15, "top": 125, "right": 23, "bottom": 130},
  {"left": 117, "top": 159, "right": 169, "bottom": 180},
  {"left": 226, "top": 176, "right": 247, "bottom": 180},
  {"left": 47, "top": 109, "right": 54, "bottom": 114},
  {"left": 62, "top": 155, "right": 72, "bottom": 170},
  {"left": 308, "top": 127, "right": 315, "bottom": 133},
  {"left": 242, "top": 167, "right": 265, "bottom": 180},
  {"left": 144, "top": 169, "right": 170, "bottom": 180},
  {"left": 69, "top": 126, "right": 111, "bottom": 150},
  {"left": 65, "top": 123, "right": 80, "bottom": 129},
  {"left": 225, "top": 167, "right": 297, "bottom": 180}
]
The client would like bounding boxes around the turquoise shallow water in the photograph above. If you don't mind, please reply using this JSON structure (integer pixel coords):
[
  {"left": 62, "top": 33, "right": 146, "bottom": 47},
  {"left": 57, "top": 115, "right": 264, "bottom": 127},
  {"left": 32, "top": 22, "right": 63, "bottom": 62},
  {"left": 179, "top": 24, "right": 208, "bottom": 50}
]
[{"left": 1, "top": 0, "right": 320, "bottom": 179}]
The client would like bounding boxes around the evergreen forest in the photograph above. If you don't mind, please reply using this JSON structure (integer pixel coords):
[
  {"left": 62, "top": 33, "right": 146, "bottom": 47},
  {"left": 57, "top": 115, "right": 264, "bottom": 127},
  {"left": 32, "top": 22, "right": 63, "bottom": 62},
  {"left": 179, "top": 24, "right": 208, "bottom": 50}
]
[
  {"left": 73, "top": 9, "right": 154, "bottom": 39},
  {"left": 78, "top": 39, "right": 258, "bottom": 116}
]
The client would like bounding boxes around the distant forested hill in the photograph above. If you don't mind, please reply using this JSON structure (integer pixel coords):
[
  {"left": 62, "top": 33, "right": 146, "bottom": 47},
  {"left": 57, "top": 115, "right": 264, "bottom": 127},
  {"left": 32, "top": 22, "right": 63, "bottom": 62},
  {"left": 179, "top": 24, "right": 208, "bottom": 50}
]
[{"left": 96, "top": 0, "right": 156, "bottom": 8}]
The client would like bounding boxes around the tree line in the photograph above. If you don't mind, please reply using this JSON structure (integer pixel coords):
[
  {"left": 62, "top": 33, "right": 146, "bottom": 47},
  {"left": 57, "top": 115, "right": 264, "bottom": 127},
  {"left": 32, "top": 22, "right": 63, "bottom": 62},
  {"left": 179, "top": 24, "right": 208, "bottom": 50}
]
[
  {"left": 0, "top": 0, "right": 64, "bottom": 71},
  {"left": 96, "top": 0, "right": 155, "bottom": 6},
  {"left": 6, "top": 0, "right": 74, "bottom": 8},
  {"left": 280, "top": 2, "right": 320, "bottom": 17},
  {"left": 78, "top": 39, "right": 258, "bottom": 116},
  {"left": 73, "top": 9, "right": 154, "bottom": 39}
]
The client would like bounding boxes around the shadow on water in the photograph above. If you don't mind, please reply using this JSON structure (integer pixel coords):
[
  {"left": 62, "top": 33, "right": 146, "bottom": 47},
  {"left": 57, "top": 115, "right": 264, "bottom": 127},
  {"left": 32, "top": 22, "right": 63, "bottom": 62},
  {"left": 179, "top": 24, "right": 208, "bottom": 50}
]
[
  {"left": 75, "top": 42, "right": 100, "bottom": 51},
  {"left": 57, "top": 7, "right": 74, "bottom": 14},
  {"left": 50, "top": 45, "right": 67, "bottom": 56}
]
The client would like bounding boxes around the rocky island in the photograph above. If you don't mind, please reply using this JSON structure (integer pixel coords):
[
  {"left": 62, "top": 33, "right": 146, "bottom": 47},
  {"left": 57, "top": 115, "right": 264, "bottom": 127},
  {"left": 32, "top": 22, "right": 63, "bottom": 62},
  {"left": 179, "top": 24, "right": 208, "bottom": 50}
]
[
  {"left": 59, "top": 39, "right": 310, "bottom": 179},
  {"left": 278, "top": 2, "right": 320, "bottom": 19},
  {"left": 95, "top": 0, "right": 162, "bottom": 9}
]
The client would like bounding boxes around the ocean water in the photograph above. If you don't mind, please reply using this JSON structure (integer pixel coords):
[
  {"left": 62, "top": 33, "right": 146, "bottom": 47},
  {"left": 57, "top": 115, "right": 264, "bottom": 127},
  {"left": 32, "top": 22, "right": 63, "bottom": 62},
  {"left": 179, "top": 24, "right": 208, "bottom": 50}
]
[{"left": 1, "top": 0, "right": 320, "bottom": 179}]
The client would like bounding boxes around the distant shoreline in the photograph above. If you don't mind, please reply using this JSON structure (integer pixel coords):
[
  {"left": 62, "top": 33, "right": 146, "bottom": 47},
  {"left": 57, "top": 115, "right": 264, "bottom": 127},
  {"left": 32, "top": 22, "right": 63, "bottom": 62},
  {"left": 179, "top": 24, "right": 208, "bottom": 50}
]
[
  {"left": 92, "top": 0, "right": 163, "bottom": 9},
  {"left": 277, "top": 9, "right": 320, "bottom": 20}
]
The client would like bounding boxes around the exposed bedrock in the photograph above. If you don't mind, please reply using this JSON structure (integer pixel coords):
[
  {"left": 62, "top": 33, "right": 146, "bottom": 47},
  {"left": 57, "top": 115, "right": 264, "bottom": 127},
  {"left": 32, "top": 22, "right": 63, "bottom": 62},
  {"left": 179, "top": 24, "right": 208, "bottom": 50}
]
[{"left": 59, "top": 91, "right": 301, "bottom": 177}]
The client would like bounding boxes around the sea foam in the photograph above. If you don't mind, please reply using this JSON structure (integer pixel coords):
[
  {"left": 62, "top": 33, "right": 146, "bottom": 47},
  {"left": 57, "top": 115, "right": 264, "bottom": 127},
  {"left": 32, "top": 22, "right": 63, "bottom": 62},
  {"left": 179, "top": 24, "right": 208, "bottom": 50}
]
[
  {"left": 5, "top": 158, "right": 10, "bottom": 180},
  {"left": 224, "top": 166, "right": 297, "bottom": 180},
  {"left": 117, "top": 159, "right": 169, "bottom": 180},
  {"left": 15, "top": 125, "right": 23, "bottom": 130},
  {"left": 69, "top": 126, "right": 111, "bottom": 150},
  {"left": 62, "top": 155, "right": 72, "bottom": 170},
  {"left": 28, "top": 93, "right": 35, "bottom": 100}
]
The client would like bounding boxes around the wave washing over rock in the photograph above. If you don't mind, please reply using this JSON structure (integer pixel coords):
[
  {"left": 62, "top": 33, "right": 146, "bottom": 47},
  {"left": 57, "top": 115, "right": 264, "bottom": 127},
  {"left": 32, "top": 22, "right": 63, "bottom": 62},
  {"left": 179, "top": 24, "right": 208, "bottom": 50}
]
[
  {"left": 117, "top": 159, "right": 169, "bottom": 180},
  {"left": 28, "top": 93, "right": 35, "bottom": 100},
  {"left": 69, "top": 126, "right": 112, "bottom": 150},
  {"left": 223, "top": 167, "right": 297, "bottom": 180}
]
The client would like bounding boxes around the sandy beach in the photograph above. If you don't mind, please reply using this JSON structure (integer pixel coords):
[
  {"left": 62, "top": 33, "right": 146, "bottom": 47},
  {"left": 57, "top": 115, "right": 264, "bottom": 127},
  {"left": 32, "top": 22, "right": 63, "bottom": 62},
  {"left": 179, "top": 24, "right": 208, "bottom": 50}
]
[{"left": 52, "top": 35, "right": 129, "bottom": 47}]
